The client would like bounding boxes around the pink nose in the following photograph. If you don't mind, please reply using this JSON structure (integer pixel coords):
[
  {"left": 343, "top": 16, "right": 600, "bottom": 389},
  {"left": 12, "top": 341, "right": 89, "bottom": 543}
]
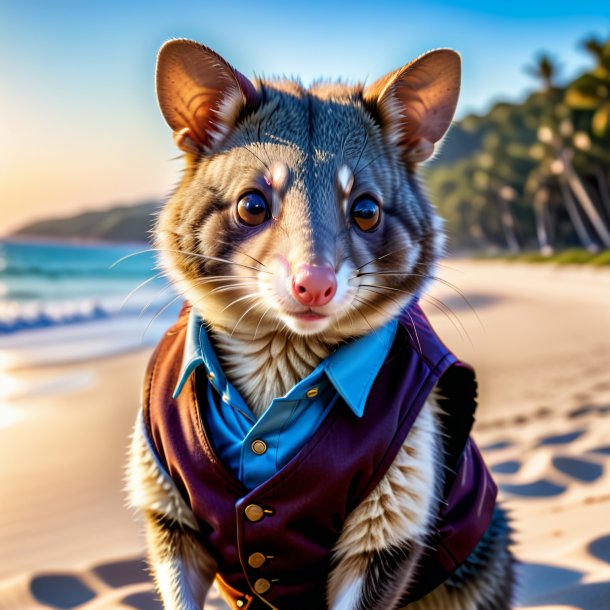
[{"left": 291, "top": 264, "right": 337, "bottom": 307}]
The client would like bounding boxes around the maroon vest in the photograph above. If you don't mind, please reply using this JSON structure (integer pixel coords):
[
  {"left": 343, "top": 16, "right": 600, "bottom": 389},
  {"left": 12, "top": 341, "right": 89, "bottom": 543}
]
[{"left": 142, "top": 304, "right": 497, "bottom": 610}]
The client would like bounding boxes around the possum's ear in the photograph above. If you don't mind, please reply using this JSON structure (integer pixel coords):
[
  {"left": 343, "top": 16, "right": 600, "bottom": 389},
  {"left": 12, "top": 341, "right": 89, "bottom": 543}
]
[
  {"left": 156, "top": 39, "right": 260, "bottom": 154},
  {"left": 364, "top": 49, "right": 460, "bottom": 163}
]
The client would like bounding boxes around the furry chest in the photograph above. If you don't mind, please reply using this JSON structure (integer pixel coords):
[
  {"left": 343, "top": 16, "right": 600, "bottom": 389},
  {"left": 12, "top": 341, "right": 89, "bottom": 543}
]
[{"left": 142, "top": 305, "right": 497, "bottom": 609}]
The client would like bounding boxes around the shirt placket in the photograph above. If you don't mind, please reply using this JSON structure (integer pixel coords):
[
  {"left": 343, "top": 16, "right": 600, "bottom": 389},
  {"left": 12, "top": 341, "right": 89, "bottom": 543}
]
[{"left": 240, "top": 397, "right": 299, "bottom": 489}]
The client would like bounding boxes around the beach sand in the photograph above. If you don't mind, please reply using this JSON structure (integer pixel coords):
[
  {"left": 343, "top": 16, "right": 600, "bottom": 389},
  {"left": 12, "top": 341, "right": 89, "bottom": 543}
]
[{"left": 1, "top": 260, "right": 609, "bottom": 610}]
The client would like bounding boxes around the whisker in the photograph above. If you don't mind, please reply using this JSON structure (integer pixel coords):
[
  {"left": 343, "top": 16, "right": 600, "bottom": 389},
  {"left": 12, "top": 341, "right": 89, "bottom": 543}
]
[
  {"left": 359, "top": 285, "right": 409, "bottom": 312},
  {"left": 244, "top": 125, "right": 270, "bottom": 170},
  {"left": 352, "top": 298, "right": 374, "bottom": 331},
  {"left": 141, "top": 293, "right": 185, "bottom": 341},
  {"left": 352, "top": 232, "right": 435, "bottom": 275},
  {"left": 356, "top": 269, "right": 482, "bottom": 329},
  {"left": 343, "top": 305, "right": 356, "bottom": 331},
  {"left": 172, "top": 248, "right": 272, "bottom": 275},
  {"left": 256, "top": 121, "right": 272, "bottom": 166},
  {"left": 209, "top": 282, "right": 259, "bottom": 295},
  {"left": 358, "top": 282, "right": 468, "bottom": 341},
  {"left": 422, "top": 294, "right": 471, "bottom": 343},
  {"left": 404, "top": 308, "right": 423, "bottom": 356},
  {"left": 356, "top": 243, "right": 412, "bottom": 272},
  {"left": 354, "top": 150, "right": 385, "bottom": 176},
  {"left": 230, "top": 298, "right": 265, "bottom": 337},
  {"left": 221, "top": 292, "right": 261, "bottom": 314},
  {"left": 141, "top": 273, "right": 259, "bottom": 313},
  {"left": 112, "top": 245, "right": 272, "bottom": 276},
  {"left": 193, "top": 274, "right": 259, "bottom": 284},
  {"left": 139, "top": 283, "right": 174, "bottom": 318},
  {"left": 120, "top": 271, "right": 166, "bottom": 311},
  {"left": 356, "top": 290, "right": 422, "bottom": 353},
  {"left": 353, "top": 133, "right": 369, "bottom": 175},
  {"left": 354, "top": 292, "right": 400, "bottom": 322},
  {"left": 216, "top": 239, "right": 269, "bottom": 270},
  {"left": 339, "top": 132, "right": 348, "bottom": 166},
  {"left": 110, "top": 248, "right": 157, "bottom": 268},
  {"left": 254, "top": 304, "right": 274, "bottom": 339}
]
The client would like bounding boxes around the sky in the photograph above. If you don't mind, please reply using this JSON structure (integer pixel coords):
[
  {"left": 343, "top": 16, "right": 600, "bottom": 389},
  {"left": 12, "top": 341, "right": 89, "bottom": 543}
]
[{"left": 1, "top": 0, "right": 609, "bottom": 235}]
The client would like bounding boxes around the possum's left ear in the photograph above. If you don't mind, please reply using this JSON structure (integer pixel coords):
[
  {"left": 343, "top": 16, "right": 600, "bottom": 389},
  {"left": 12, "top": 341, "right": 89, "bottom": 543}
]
[{"left": 364, "top": 49, "right": 461, "bottom": 163}]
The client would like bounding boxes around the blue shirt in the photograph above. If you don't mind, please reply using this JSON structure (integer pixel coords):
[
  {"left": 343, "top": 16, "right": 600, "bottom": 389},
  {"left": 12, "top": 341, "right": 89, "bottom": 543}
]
[{"left": 174, "top": 309, "right": 397, "bottom": 489}]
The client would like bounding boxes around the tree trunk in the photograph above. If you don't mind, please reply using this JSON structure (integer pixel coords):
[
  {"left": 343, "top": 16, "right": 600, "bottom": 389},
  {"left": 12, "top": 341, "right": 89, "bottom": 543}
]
[
  {"left": 533, "top": 191, "right": 553, "bottom": 255},
  {"left": 558, "top": 179, "right": 599, "bottom": 252},
  {"left": 560, "top": 150, "right": 610, "bottom": 247},
  {"left": 498, "top": 198, "right": 520, "bottom": 252},
  {"left": 594, "top": 165, "right": 610, "bottom": 223}
]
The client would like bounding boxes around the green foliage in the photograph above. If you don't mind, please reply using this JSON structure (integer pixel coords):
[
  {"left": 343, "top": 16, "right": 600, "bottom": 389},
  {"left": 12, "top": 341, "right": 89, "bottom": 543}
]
[
  {"left": 475, "top": 248, "right": 610, "bottom": 265},
  {"left": 553, "top": 248, "right": 600, "bottom": 264},
  {"left": 590, "top": 250, "right": 610, "bottom": 266},
  {"left": 428, "top": 34, "right": 610, "bottom": 253}
]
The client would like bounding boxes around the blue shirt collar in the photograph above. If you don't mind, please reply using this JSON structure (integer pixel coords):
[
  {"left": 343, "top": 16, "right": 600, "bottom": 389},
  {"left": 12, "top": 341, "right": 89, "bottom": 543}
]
[{"left": 173, "top": 309, "right": 397, "bottom": 418}]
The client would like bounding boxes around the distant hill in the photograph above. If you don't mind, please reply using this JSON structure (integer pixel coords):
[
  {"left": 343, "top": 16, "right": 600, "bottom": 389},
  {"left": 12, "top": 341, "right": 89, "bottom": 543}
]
[{"left": 13, "top": 200, "right": 161, "bottom": 242}]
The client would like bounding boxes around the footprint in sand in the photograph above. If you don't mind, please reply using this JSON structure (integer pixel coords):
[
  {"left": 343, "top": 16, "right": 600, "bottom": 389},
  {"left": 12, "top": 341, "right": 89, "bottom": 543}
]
[
  {"left": 491, "top": 460, "right": 521, "bottom": 475},
  {"left": 482, "top": 439, "right": 515, "bottom": 451},
  {"left": 26, "top": 557, "right": 233, "bottom": 610},
  {"left": 491, "top": 449, "right": 604, "bottom": 498},
  {"left": 517, "top": 562, "right": 584, "bottom": 603},
  {"left": 518, "top": 561, "right": 610, "bottom": 610},
  {"left": 122, "top": 591, "right": 162, "bottom": 610},
  {"left": 483, "top": 416, "right": 610, "bottom": 499},
  {"left": 588, "top": 534, "right": 610, "bottom": 565},
  {"left": 30, "top": 574, "right": 96, "bottom": 609},
  {"left": 92, "top": 558, "right": 149, "bottom": 588},
  {"left": 568, "top": 403, "right": 610, "bottom": 419},
  {"left": 552, "top": 456, "right": 603, "bottom": 482},
  {"left": 501, "top": 479, "right": 566, "bottom": 498},
  {"left": 537, "top": 430, "right": 586, "bottom": 446},
  {"left": 590, "top": 445, "right": 610, "bottom": 456},
  {"left": 30, "top": 558, "right": 152, "bottom": 610}
]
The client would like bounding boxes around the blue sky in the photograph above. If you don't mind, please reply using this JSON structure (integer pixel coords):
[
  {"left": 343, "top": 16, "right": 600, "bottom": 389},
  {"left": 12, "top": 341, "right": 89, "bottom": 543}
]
[{"left": 1, "top": 0, "right": 609, "bottom": 233}]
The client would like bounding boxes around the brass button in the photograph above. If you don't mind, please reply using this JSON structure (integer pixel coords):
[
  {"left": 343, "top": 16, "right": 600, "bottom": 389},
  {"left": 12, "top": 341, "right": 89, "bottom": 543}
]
[
  {"left": 251, "top": 439, "right": 267, "bottom": 455},
  {"left": 254, "top": 578, "right": 271, "bottom": 594},
  {"left": 207, "top": 371, "right": 215, "bottom": 381},
  {"left": 245, "top": 504, "right": 264, "bottom": 522},
  {"left": 248, "top": 552, "right": 267, "bottom": 568},
  {"left": 236, "top": 600, "right": 244, "bottom": 608},
  {"left": 306, "top": 387, "right": 319, "bottom": 398}
]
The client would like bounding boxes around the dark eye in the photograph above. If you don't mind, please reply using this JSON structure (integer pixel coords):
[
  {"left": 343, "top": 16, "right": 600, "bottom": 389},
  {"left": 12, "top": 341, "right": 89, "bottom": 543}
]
[
  {"left": 350, "top": 196, "right": 380, "bottom": 232},
  {"left": 236, "top": 191, "right": 271, "bottom": 227}
]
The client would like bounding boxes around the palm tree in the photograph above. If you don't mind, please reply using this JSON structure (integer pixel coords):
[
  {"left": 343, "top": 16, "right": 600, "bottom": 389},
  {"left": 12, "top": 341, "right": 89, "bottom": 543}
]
[
  {"left": 524, "top": 166, "right": 554, "bottom": 254},
  {"left": 527, "top": 51, "right": 610, "bottom": 248},
  {"left": 566, "top": 37, "right": 610, "bottom": 137},
  {"left": 566, "top": 36, "right": 610, "bottom": 228},
  {"left": 525, "top": 53, "right": 562, "bottom": 95}
]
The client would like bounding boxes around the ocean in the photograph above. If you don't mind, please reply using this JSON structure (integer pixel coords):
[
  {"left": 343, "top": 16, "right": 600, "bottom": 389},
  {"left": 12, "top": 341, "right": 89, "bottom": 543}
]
[{"left": 0, "top": 239, "right": 179, "bottom": 335}]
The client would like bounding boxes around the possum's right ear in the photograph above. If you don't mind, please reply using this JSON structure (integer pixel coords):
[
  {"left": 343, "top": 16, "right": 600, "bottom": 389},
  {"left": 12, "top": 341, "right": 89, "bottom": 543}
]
[{"left": 156, "top": 39, "right": 260, "bottom": 154}]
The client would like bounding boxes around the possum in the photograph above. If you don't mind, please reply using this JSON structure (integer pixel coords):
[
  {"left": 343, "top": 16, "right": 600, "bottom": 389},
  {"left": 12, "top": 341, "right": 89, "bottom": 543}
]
[{"left": 126, "top": 38, "right": 515, "bottom": 610}]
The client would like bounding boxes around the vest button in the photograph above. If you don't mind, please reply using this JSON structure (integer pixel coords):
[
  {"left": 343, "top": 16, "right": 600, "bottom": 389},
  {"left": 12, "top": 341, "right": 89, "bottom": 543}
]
[
  {"left": 236, "top": 600, "right": 245, "bottom": 608},
  {"left": 244, "top": 504, "right": 264, "bottom": 522},
  {"left": 247, "top": 552, "right": 267, "bottom": 568},
  {"left": 251, "top": 439, "right": 267, "bottom": 455},
  {"left": 254, "top": 578, "right": 271, "bottom": 594}
]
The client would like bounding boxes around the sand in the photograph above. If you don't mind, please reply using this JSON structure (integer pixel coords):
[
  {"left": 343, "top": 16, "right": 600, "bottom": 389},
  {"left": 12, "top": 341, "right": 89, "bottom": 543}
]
[{"left": 1, "top": 260, "right": 609, "bottom": 610}]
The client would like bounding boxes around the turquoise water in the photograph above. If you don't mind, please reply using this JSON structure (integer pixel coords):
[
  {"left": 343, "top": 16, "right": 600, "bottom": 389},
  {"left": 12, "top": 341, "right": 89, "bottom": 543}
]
[{"left": 0, "top": 239, "right": 178, "bottom": 333}]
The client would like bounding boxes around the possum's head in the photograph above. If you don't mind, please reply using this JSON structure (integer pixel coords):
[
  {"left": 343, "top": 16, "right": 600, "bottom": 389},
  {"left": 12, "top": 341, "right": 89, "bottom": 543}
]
[{"left": 155, "top": 39, "right": 460, "bottom": 340}]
